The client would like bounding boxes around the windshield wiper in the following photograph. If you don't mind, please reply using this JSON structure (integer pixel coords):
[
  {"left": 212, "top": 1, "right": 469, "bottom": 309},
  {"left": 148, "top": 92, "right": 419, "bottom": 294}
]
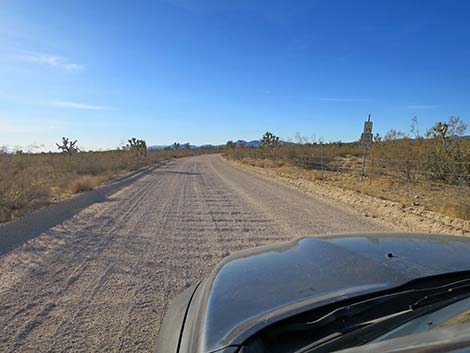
[
  {"left": 305, "top": 279, "right": 470, "bottom": 328},
  {"left": 410, "top": 282, "right": 470, "bottom": 310},
  {"left": 241, "top": 273, "right": 470, "bottom": 353},
  {"left": 293, "top": 279, "right": 470, "bottom": 353},
  {"left": 297, "top": 298, "right": 464, "bottom": 353}
]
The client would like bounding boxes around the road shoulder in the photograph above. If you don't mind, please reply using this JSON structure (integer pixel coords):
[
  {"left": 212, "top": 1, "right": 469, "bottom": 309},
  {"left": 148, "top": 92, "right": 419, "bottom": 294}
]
[{"left": 226, "top": 158, "right": 470, "bottom": 236}]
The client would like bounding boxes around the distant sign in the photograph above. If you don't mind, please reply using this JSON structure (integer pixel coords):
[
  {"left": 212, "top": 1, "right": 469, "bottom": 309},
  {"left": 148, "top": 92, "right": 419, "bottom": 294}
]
[{"left": 360, "top": 114, "right": 373, "bottom": 147}]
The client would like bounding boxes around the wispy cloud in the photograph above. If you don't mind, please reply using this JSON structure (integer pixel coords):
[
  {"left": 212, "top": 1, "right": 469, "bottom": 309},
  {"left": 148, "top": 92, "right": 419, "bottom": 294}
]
[
  {"left": 0, "top": 115, "right": 67, "bottom": 135},
  {"left": 0, "top": 121, "right": 38, "bottom": 134},
  {"left": 49, "top": 101, "right": 113, "bottom": 111},
  {"left": 399, "top": 104, "right": 440, "bottom": 110},
  {"left": 313, "top": 97, "right": 370, "bottom": 102},
  {"left": 17, "top": 51, "right": 83, "bottom": 72}
]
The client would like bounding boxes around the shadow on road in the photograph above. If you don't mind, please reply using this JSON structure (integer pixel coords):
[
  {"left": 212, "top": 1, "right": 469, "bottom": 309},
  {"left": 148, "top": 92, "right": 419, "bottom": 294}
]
[{"left": 0, "top": 161, "right": 170, "bottom": 257}]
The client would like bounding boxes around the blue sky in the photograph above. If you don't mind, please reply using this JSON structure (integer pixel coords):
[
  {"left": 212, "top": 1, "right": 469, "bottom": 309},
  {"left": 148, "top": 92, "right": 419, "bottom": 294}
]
[{"left": 1, "top": 0, "right": 469, "bottom": 151}]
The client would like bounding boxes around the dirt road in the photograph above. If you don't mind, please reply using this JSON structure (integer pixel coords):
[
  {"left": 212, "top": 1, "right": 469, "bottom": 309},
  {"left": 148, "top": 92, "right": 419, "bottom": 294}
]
[{"left": 0, "top": 154, "right": 392, "bottom": 352}]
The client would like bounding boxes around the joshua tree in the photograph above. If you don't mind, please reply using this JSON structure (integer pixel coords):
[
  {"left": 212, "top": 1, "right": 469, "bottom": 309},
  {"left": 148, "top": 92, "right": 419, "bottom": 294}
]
[
  {"left": 430, "top": 122, "right": 449, "bottom": 141},
  {"left": 126, "top": 137, "right": 147, "bottom": 158},
  {"left": 225, "top": 140, "right": 236, "bottom": 149},
  {"left": 260, "top": 131, "right": 280, "bottom": 148},
  {"left": 426, "top": 116, "right": 467, "bottom": 140},
  {"left": 423, "top": 117, "right": 468, "bottom": 184},
  {"left": 56, "top": 137, "right": 80, "bottom": 155}
]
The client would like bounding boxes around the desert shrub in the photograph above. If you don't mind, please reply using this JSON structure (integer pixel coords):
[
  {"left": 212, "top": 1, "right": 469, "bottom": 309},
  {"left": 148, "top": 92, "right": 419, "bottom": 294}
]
[
  {"left": 371, "top": 119, "right": 470, "bottom": 185},
  {"left": 0, "top": 154, "right": 49, "bottom": 222},
  {"left": 68, "top": 175, "right": 108, "bottom": 194},
  {"left": 372, "top": 136, "right": 419, "bottom": 181},
  {"left": 225, "top": 120, "right": 469, "bottom": 186},
  {"left": 422, "top": 122, "right": 470, "bottom": 185}
]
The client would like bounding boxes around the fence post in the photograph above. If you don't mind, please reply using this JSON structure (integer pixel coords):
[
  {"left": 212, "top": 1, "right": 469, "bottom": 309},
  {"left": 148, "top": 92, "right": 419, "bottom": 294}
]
[
  {"left": 369, "top": 142, "right": 374, "bottom": 184},
  {"left": 320, "top": 142, "right": 324, "bottom": 179},
  {"left": 359, "top": 114, "right": 373, "bottom": 181},
  {"left": 360, "top": 145, "right": 367, "bottom": 181}
]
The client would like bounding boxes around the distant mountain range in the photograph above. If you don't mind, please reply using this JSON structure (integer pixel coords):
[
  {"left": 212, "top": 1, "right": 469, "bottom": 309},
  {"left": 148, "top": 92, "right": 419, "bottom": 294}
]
[
  {"left": 148, "top": 135, "right": 469, "bottom": 150},
  {"left": 148, "top": 139, "right": 263, "bottom": 150},
  {"left": 235, "top": 140, "right": 262, "bottom": 147},
  {"left": 148, "top": 144, "right": 220, "bottom": 150},
  {"left": 453, "top": 135, "right": 470, "bottom": 140}
]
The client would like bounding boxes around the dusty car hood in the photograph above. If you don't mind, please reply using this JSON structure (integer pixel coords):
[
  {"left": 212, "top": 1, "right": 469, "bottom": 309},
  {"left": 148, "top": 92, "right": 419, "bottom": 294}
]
[{"left": 177, "top": 233, "right": 470, "bottom": 353}]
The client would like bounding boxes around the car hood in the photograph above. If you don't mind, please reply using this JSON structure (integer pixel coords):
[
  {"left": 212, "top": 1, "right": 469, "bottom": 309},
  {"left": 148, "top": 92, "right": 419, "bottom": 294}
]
[{"left": 177, "top": 233, "right": 470, "bottom": 353}]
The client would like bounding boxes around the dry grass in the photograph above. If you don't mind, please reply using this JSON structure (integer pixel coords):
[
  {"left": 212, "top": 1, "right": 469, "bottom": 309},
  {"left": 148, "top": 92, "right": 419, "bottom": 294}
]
[
  {"left": 225, "top": 134, "right": 470, "bottom": 221},
  {"left": 434, "top": 204, "right": 470, "bottom": 221},
  {"left": 330, "top": 174, "right": 470, "bottom": 220},
  {"left": 67, "top": 176, "right": 109, "bottom": 194},
  {"left": 226, "top": 137, "right": 470, "bottom": 186},
  {"left": 0, "top": 148, "right": 220, "bottom": 223},
  {"left": 230, "top": 157, "right": 470, "bottom": 221}
]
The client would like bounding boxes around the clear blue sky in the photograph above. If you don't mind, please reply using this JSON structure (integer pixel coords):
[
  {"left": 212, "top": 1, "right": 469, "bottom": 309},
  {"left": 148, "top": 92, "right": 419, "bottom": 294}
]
[{"left": 1, "top": 0, "right": 469, "bottom": 151}]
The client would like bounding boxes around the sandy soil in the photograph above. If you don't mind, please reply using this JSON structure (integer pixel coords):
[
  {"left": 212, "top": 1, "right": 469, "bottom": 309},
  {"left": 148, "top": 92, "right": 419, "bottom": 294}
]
[
  {"left": 0, "top": 154, "right": 391, "bottom": 353},
  {"left": 229, "top": 159, "right": 470, "bottom": 236}
]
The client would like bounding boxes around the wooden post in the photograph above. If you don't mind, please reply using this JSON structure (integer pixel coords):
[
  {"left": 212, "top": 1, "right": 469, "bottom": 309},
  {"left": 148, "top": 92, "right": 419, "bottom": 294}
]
[
  {"left": 360, "top": 114, "right": 372, "bottom": 182},
  {"left": 360, "top": 145, "right": 367, "bottom": 181},
  {"left": 369, "top": 140, "right": 375, "bottom": 184},
  {"left": 320, "top": 142, "right": 324, "bottom": 179}
]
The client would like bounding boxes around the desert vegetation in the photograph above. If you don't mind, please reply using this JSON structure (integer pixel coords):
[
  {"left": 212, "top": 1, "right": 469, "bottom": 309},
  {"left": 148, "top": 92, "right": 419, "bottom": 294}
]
[
  {"left": 0, "top": 138, "right": 220, "bottom": 223},
  {"left": 225, "top": 117, "right": 470, "bottom": 220}
]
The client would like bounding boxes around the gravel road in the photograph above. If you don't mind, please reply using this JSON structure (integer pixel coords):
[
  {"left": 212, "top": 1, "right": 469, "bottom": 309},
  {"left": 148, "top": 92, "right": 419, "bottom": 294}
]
[{"left": 0, "top": 154, "right": 390, "bottom": 353}]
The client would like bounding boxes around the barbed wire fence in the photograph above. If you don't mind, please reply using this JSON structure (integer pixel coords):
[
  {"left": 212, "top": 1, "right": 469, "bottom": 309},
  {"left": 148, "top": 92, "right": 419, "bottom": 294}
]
[
  {"left": 228, "top": 146, "right": 470, "bottom": 187},
  {"left": 286, "top": 153, "right": 470, "bottom": 186}
]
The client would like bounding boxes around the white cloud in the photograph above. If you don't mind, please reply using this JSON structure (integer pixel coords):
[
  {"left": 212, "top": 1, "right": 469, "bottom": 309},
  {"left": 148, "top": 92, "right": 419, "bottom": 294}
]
[
  {"left": 49, "top": 101, "right": 112, "bottom": 110},
  {"left": 17, "top": 51, "right": 83, "bottom": 72}
]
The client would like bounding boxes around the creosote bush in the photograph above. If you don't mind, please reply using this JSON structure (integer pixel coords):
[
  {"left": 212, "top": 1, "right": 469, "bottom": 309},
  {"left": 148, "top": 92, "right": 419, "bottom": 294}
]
[
  {"left": 68, "top": 175, "right": 109, "bottom": 194},
  {"left": 225, "top": 118, "right": 470, "bottom": 187}
]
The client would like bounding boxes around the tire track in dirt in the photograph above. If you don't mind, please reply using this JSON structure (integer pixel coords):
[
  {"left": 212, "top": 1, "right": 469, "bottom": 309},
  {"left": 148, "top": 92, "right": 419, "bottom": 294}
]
[
  {"left": 0, "top": 155, "right": 392, "bottom": 353},
  {"left": 1, "top": 168, "right": 169, "bottom": 352}
]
